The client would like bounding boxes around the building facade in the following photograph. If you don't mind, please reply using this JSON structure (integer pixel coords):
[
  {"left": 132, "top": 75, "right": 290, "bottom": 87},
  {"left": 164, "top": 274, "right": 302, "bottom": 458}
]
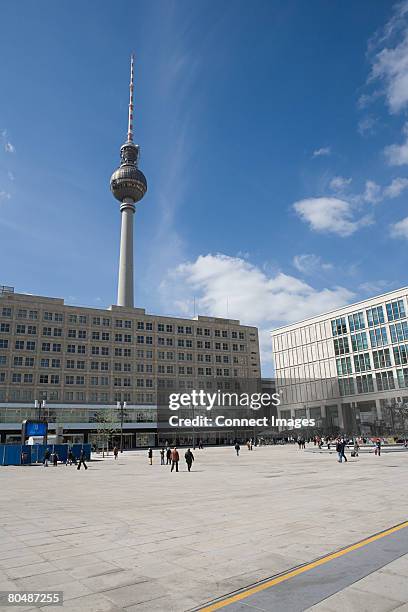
[
  {"left": 0, "top": 287, "right": 260, "bottom": 446},
  {"left": 271, "top": 287, "right": 408, "bottom": 436}
]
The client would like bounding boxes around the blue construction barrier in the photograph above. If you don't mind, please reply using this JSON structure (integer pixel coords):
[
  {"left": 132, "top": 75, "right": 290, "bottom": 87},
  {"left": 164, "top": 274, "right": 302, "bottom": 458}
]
[{"left": 0, "top": 443, "right": 91, "bottom": 466}]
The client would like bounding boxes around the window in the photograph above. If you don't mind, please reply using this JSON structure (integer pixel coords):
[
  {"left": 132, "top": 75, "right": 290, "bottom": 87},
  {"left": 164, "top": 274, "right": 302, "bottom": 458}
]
[
  {"left": 50, "top": 375, "right": 60, "bottom": 384},
  {"left": 40, "top": 375, "right": 49, "bottom": 384},
  {"left": 369, "top": 327, "right": 388, "bottom": 348},
  {"left": 53, "top": 328, "right": 62, "bottom": 337},
  {"left": 65, "top": 376, "right": 74, "bottom": 385},
  {"left": 44, "top": 312, "right": 53, "bottom": 321},
  {"left": 15, "top": 340, "right": 25, "bottom": 350},
  {"left": 92, "top": 331, "right": 100, "bottom": 340},
  {"left": 397, "top": 368, "right": 408, "bottom": 388},
  {"left": 54, "top": 313, "right": 63, "bottom": 322},
  {"left": 353, "top": 353, "right": 371, "bottom": 373},
  {"left": 0, "top": 323, "right": 10, "bottom": 333},
  {"left": 376, "top": 371, "right": 395, "bottom": 391},
  {"left": 334, "top": 337, "right": 349, "bottom": 356},
  {"left": 348, "top": 312, "right": 365, "bottom": 332},
  {"left": 68, "top": 314, "right": 77, "bottom": 324},
  {"left": 26, "top": 341, "right": 36, "bottom": 351},
  {"left": 366, "top": 306, "right": 384, "bottom": 327},
  {"left": 0, "top": 339, "right": 9, "bottom": 349},
  {"left": 373, "top": 349, "right": 391, "bottom": 369},
  {"left": 336, "top": 357, "right": 352, "bottom": 376},
  {"left": 16, "top": 324, "right": 25, "bottom": 334},
  {"left": 196, "top": 327, "right": 202, "bottom": 336},
  {"left": 124, "top": 320, "right": 131, "bottom": 329},
  {"left": 24, "top": 374, "right": 33, "bottom": 383},
  {"left": 13, "top": 356, "right": 23, "bottom": 366},
  {"left": 1, "top": 307, "right": 12, "bottom": 317},
  {"left": 393, "top": 344, "right": 408, "bottom": 366},
  {"left": 52, "top": 343, "right": 61, "bottom": 352},
  {"left": 356, "top": 374, "right": 374, "bottom": 394},
  {"left": 351, "top": 332, "right": 368, "bottom": 352},
  {"left": 12, "top": 373, "right": 22, "bottom": 383},
  {"left": 386, "top": 299, "right": 406, "bottom": 322},
  {"left": 331, "top": 317, "right": 347, "bottom": 336},
  {"left": 67, "top": 344, "right": 76, "bottom": 353},
  {"left": 339, "top": 377, "right": 355, "bottom": 396},
  {"left": 51, "top": 359, "right": 60, "bottom": 368},
  {"left": 102, "top": 332, "right": 109, "bottom": 341},
  {"left": 41, "top": 358, "right": 49, "bottom": 367},
  {"left": 17, "top": 309, "right": 27, "bottom": 319},
  {"left": 66, "top": 359, "right": 75, "bottom": 369},
  {"left": 93, "top": 317, "right": 101, "bottom": 326},
  {"left": 27, "top": 326, "right": 36, "bottom": 335},
  {"left": 68, "top": 329, "right": 76, "bottom": 338},
  {"left": 101, "top": 362, "right": 108, "bottom": 371},
  {"left": 103, "top": 318, "right": 111, "bottom": 326},
  {"left": 79, "top": 315, "right": 87, "bottom": 324},
  {"left": 390, "top": 321, "right": 408, "bottom": 343},
  {"left": 78, "top": 330, "right": 86, "bottom": 339},
  {"left": 0, "top": 356, "right": 6, "bottom": 365},
  {"left": 77, "top": 345, "right": 86, "bottom": 354}
]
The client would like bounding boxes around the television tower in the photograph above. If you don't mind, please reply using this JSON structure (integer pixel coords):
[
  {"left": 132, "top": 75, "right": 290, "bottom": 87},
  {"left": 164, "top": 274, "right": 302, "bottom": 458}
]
[{"left": 110, "top": 55, "right": 147, "bottom": 308}]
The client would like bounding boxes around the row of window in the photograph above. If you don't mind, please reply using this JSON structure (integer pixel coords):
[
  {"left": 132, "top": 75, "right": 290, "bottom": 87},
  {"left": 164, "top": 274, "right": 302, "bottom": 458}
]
[
  {"left": 338, "top": 368, "right": 408, "bottom": 396},
  {"left": 334, "top": 322, "right": 408, "bottom": 355},
  {"left": 0, "top": 339, "right": 247, "bottom": 355},
  {"left": 0, "top": 309, "right": 246, "bottom": 338},
  {"left": 336, "top": 345, "right": 408, "bottom": 376},
  {"left": 0, "top": 366, "right": 238, "bottom": 385},
  {"left": 331, "top": 299, "right": 406, "bottom": 337}
]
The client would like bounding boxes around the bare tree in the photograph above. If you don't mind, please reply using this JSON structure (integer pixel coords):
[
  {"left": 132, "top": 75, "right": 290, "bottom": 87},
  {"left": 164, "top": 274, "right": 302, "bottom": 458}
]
[{"left": 94, "top": 408, "right": 120, "bottom": 457}]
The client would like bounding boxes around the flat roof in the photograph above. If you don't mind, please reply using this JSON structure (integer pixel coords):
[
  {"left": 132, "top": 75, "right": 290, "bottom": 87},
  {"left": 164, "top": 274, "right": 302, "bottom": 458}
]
[{"left": 270, "top": 285, "right": 408, "bottom": 335}]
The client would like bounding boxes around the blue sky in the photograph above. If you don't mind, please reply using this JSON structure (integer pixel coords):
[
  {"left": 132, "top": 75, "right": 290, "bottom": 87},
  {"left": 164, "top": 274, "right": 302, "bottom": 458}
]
[{"left": 1, "top": 0, "right": 408, "bottom": 372}]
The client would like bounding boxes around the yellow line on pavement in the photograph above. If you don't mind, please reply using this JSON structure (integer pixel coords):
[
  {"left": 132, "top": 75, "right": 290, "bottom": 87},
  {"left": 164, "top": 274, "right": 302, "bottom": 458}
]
[{"left": 198, "top": 520, "right": 408, "bottom": 611}]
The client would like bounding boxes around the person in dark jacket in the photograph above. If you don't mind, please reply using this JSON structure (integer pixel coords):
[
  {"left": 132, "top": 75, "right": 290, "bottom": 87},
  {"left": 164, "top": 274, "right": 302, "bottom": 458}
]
[
  {"left": 160, "top": 448, "right": 165, "bottom": 465},
  {"left": 235, "top": 442, "right": 240, "bottom": 456},
  {"left": 170, "top": 448, "right": 179, "bottom": 472},
  {"left": 77, "top": 449, "right": 88, "bottom": 470},
  {"left": 43, "top": 448, "right": 51, "bottom": 467},
  {"left": 52, "top": 452, "right": 59, "bottom": 467},
  {"left": 148, "top": 447, "right": 153, "bottom": 465},
  {"left": 336, "top": 438, "right": 347, "bottom": 463},
  {"left": 185, "top": 448, "right": 194, "bottom": 472},
  {"left": 166, "top": 447, "right": 172, "bottom": 465}
]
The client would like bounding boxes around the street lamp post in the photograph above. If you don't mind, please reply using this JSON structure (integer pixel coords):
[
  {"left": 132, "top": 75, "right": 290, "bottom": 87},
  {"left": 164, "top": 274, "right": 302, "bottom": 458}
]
[
  {"left": 117, "top": 401, "right": 127, "bottom": 453},
  {"left": 35, "top": 399, "right": 46, "bottom": 422}
]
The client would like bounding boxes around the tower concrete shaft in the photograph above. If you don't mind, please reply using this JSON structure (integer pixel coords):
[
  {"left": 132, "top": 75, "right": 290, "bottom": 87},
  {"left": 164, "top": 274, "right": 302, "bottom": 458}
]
[
  {"left": 117, "top": 199, "right": 135, "bottom": 307},
  {"left": 110, "top": 55, "right": 147, "bottom": 309}
]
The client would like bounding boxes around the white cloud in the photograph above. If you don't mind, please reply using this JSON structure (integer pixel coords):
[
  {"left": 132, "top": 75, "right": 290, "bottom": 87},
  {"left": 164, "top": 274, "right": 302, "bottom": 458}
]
[
  {"left": 384, "top": 122, "right": 408, "bottom": 164},
  {"left": 1, "top": 129, "right": 15, "bottom": 154},
  {"left": 358, "top": 115, "right": 378, "bottom": 136},
  {"left": 293, "top": 197, "right": 372, "bottom": 237},
  {"left": 4, "top": 142, "right": 15, "bottom": 154},
  {"left": 312, "top": 146, "right": 331, "bottom": 158},
  {"left": 383, "top": 176, "right": 408, "bottom": 197},
  {"left": 390, "top": 215, "right": 408, "bottom": 238},
  {"left": 293, "top": 254, "right": 333, "bottom": 275},
  {"left": 165, "top": 253, "right": 353, "bottom": 369},
  {"left": 363, "top": 179, "right": 382, "bottom": 203},
  {"left": 0, "top": 191, "right": 11, "bottom": 201},
  {"left": 329, "top": 176, "right": 352, "bottom": 191},
  {"left": 7, "top": 171, "right": 14, "bottom": 181}
]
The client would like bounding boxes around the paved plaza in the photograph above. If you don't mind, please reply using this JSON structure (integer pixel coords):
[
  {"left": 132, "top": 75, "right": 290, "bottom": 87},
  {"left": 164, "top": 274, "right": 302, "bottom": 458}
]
[{"left": 0, "top": 445, "right": 408, "bottom": 611}]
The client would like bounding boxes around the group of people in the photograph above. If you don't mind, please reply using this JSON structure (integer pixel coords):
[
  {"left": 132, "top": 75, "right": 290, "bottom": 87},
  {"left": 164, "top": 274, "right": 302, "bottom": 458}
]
[
  {"left": 147, "top": 446, "right": 195, "bottom": 472},
  {"left": 43, "top": 447, "right": 88, "bottom": 469}
]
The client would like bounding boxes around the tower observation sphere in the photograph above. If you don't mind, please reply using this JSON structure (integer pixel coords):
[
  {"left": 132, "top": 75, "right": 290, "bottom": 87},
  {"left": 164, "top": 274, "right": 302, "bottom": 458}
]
[{"left": 110, "top": 55, "right": 147, "bottom": 308}]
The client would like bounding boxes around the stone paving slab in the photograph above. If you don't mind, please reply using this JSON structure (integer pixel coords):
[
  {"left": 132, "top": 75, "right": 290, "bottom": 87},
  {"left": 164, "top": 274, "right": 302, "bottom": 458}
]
[{"left": 0, "top": 445, "right": 407, "bottom": 611}]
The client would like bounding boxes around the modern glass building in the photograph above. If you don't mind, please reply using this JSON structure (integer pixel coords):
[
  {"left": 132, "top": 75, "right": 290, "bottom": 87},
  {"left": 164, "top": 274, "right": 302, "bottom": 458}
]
[{"left": 271, "top": 287, "right": 408, "bottom": 436}]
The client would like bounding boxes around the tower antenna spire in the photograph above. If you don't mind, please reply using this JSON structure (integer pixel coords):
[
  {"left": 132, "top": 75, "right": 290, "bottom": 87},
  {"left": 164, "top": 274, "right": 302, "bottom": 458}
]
[{"left": 127, "top": 53, "right": 135, "bottom": 143}]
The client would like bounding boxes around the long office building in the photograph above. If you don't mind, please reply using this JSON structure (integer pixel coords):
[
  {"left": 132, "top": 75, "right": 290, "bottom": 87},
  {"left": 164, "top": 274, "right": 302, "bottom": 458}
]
[
  {"left": 271, "top": 287, "right": 408, "bottom": 436},
  {"left": 0, "top": 286, "right": 260, "bottom": 446}
]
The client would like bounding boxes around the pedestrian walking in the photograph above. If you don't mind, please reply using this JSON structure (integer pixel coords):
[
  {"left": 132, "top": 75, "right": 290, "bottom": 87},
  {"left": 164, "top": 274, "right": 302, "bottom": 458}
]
[
  {"left": 66, "top": 448, "right": 75, "bottom": 466},
  {"left": 160, "top": 448, "right": 165, "bottom": 465},
  {"left": 375, "top": 438, "right": 381, "bottom": 456},
  {"left": 113, "top": 446, "right": 119, "bottom": 460},
  {"left": 148, "top": 447, "right": 153, "bottom": 465},
  {"left": 185, "top": 448, "right": 194, "bottom": 472},
  {"left": 43, "top": 448, "right": 51, "bottom": 467},
  {"left": 235, "top": 442, "right": 240, "bottom": 456},
  {"left": 52, "top": 451, "right": 59, "bottom": 467},
  {"left": 336, "top": 438, "right": 348, "bottom": 463},
  {"left": 166, "top": 447, "right": 171, "bottom": 465},
  {"left": 170, "top": 447, "right": 179, "bottom": 472},
  {"left": 353, "top": 439, "right": 359, "bottom": 457},
  {"left": 77, "top": 449, "right": 88, "bottom": 470}
]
